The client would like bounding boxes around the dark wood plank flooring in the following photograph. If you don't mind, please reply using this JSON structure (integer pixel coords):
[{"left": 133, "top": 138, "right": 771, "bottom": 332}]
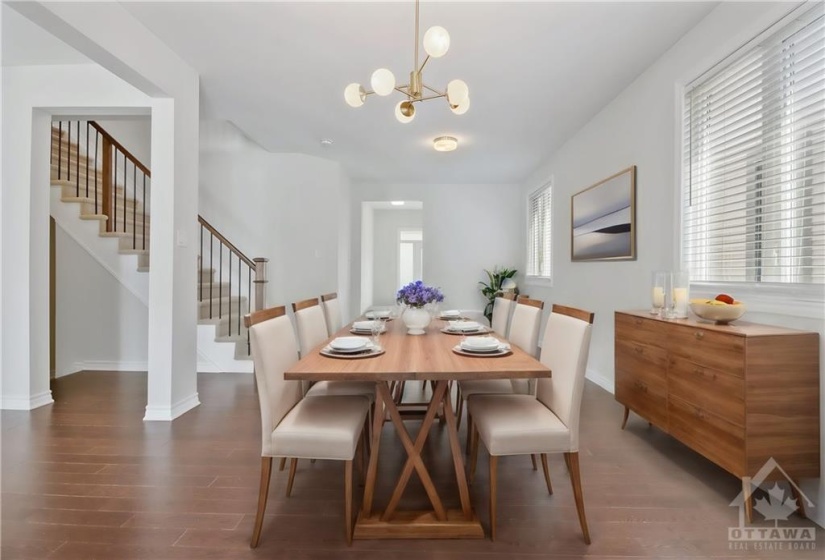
[{"left": 2, "top": 371, "right": 821, "bottom": 559}]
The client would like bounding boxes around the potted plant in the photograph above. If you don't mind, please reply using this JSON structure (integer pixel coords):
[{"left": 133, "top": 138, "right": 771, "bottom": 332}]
[
  {"left": 396, "top": 280, "right": 444, "bottom": 335},
  {"left": 479, "top": 267, "right": 518, "bottom": 324}
]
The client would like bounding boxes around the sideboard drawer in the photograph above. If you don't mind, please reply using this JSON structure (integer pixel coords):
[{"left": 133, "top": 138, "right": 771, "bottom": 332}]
[
  {"left": 669, "top": 395, "right": 745, "bottom": 476},
  {"left": 615, "top": 369, "right": 668, "bottom": 427},
  {"left": 668, "top": 326, "right": 745, "bottom": 378},
  {"left": 615, "top": 339, "right": 668, "bottom": 380},
  {"left": 615, "top": 313, "right": 667, "bottom": 349},
  {"left": 669, "top": 358, "right": 745, "bottom": 427}
]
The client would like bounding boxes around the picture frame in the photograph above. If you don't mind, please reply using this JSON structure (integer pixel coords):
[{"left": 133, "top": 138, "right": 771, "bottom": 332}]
[{"left": 571, "top": 165, "right": 636, "bottom": 261}]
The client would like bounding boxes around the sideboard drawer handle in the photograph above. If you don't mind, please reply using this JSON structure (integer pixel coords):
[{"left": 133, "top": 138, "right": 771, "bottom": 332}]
[
  {"left": 634, "top": 318, "right": 642, "bottom": 325},
  {"left": 634, "top": 346, "right": 644, "bottom": 354},
  {"left": 694, "top": 367, "right": 704, "bottom": 376},
  {"left": 695, "top": 331, "right": 705, "bottom": 340}
]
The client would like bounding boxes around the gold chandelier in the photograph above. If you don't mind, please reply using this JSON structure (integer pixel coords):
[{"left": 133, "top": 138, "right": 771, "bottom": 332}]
[{"left": 344, "top": 0, "right": 470, "bottom": 123}]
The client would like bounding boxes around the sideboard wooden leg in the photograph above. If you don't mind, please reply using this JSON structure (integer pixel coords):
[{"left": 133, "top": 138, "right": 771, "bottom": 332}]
[
  {"left": 620, "top": 406, "right": 629, "bottom": 430},
  {"left": 742, "top": 477, "right": 753, "bottom": 524}
]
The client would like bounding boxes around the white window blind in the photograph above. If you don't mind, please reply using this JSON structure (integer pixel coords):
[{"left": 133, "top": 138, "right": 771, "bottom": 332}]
[
  {"left": 527, "top": 183, "right": 552, "bottom": 278},
  {"left": 683, "top": 5, "right": 825, "bottom": 285}
]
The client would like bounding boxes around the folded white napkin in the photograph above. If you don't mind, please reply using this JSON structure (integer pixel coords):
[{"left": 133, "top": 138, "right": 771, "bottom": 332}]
[
  {"left": 460, "top": 336, "right": 501, "bottom": 350},
  {"left": 352, "top": 320, "right": 377, "bottom": 331},
  {"left": 448, "top": 320, "right": 482, "bottom": 331},
  {"left": 440, "top": 309, "right": 461, "bottom": 318}
]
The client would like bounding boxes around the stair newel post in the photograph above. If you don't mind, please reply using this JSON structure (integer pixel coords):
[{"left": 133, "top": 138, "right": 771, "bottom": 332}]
[
  {"left": 253, "top": 258, "right": 268, "bottom": 312},
  {"left": 101, "top": 135, "right": 113, "bottom": 233}
]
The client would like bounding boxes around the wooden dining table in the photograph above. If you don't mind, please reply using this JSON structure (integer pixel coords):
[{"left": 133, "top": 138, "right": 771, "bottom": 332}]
[{"left": 284, "top": 315, "right": 551, "bottom": 539}]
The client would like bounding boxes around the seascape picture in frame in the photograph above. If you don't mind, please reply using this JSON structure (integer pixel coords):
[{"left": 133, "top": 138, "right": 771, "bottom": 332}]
[{"left": 571, "top": 165, "right": 636, "bottom": 261}]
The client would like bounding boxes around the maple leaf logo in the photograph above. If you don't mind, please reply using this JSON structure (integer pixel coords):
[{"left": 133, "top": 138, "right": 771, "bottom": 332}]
[{"left": 753, "top": 483, "right": 798, "bottom": 526}]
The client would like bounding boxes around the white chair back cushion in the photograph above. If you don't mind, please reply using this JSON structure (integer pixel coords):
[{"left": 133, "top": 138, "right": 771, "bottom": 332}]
[
  {"left": 490, "top": 297, "right": 513, "bottom": 337},
  {"left": 507, "top": 302, "right": 543, "bottom": 394},
  {"left": 249, "top": 314, "right": 303, "bottom": 456},
  {"left": 294, "top": 304, "right": 329, "bottom": 356},
  {"left": 535, "top": 312, "right": 593, "bottom": 451},
  {"left": 321, "top": 297, "right": 342, "bottom": 336}
]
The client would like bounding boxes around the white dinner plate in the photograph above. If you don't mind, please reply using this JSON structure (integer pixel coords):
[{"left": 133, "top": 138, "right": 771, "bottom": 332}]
[
  {"left": 328, "top": 336, "right": 369, "bottom": 353},
  {"left": 460, "top": 336, "right": 501, "bottom": 352},
  {"left": 365, "top": 310, "right": 392, "bottom": 320}
]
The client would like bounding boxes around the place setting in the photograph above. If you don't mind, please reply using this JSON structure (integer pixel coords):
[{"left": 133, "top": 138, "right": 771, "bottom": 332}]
[
  {"left": 440, "top": 320, "right": 491, "bottom": 336},
  {"left": 437, "top": 309, "right": 466, "bottom": 321},
  {"left": 364, "top": 309, "right": 394, "bottom": 321},
  {"left": 320, "top": 336, "right": 385, "bottom": 359},
  {"left": 452, "top": 335, "right": 512, "bottom": 358},
  {"left": 351, "top": 320, "right": 387, "bottom": 335}
]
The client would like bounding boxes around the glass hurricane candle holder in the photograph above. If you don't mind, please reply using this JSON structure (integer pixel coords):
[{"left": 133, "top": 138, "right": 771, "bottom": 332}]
[
  {"left": 666, "top": 271, "right": 689, "bottom": 319},
  {"left": 651, "top": 271, "right": 667, "bottom": 317}
]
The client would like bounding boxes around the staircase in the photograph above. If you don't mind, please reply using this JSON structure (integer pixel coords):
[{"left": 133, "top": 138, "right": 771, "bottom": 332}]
[{"left": 50, "top": 120, "right": 261, "bottom": 373}]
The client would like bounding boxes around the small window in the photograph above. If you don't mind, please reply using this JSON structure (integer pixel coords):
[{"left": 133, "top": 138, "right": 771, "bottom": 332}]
[
  {"left": 682, "top": 5, "right": 824, "bottom": 285},
  {"left": 527, "top": 182, "right": 552, "bottom": 279}
]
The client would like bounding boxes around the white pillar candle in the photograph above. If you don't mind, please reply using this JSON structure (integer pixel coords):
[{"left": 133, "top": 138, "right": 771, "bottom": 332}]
[{"left": 652, "top": 286, "right": 665, "bottom": 308}]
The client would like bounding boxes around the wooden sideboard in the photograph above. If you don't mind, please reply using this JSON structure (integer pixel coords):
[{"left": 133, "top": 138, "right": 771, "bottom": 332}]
[{"left": 615, "top": 310, "right": 820, "bottom": 521}]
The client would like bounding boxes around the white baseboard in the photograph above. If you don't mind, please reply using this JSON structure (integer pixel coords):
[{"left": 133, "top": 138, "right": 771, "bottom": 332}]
[
  {"left": 1, "top": 390, "right": 54, "bottom": 410},
  {"left": 57, "top": 361, "right": 149, "bottom": 378},
  {"left": 585, "top": 368, "right": 613, "bottom": 394},
  {"left": 144, "top": 392, "right": 200, "bottom": 422}
]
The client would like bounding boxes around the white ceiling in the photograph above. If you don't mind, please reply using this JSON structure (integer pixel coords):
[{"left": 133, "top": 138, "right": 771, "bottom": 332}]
[
  {"left": 1, "top": 3, "right": 89, "bottom": 66},
  {"left": 6, "top": 1, "right": 718, "bottom": 184}
]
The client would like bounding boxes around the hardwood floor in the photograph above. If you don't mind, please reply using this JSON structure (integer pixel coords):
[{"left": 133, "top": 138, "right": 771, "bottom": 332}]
[{"left": 2, "top": 372, "right": 821, "bottom": 559}]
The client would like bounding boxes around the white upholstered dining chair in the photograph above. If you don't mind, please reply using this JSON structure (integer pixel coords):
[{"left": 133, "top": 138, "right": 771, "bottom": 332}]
[
  {"left": 320, "top": 292, "right": 342, "bottom": 336},
  {"left": 468, "top": 304, "right": 595, "bottom": 543},
  {"left": 489, "top": 292, "right": 516, "bottom": 336},
  {"left": 457, "top": 296, "right": 545, "bottom": 447},
  {"left": 246, "top": 306, "right": 370, "bottom": 547},
  {"left": 292, "top": 297, "right": 374, "bottom": 401}
]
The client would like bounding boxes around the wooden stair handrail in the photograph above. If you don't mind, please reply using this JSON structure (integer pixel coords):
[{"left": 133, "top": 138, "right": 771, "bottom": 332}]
[
  {"left": 198, "top": 215, "right": 255, "bottom": 269},
  {"left": 88, "top": 121, "right": 151, "bottom": 177}
]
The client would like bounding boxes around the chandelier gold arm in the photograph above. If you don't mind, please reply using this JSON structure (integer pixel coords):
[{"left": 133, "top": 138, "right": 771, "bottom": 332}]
[
  {"left": 423, "top": 84, "right": 446, "bottom": 97},
  {"left": 418, "top": 55, "right": 431, "bottom": 74}
]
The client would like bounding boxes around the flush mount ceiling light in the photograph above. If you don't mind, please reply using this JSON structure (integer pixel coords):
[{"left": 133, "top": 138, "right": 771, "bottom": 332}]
[
  {"left": 433, "top": 136, "right": 458, "bottom": 152},
  {"left": 344, "top": 0, "right": 470, "bottom": 124}
]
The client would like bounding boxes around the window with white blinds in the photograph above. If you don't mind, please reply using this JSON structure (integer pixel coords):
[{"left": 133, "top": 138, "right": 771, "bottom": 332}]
[
  {"left": 527, "top": 182, "right": 552, "bottom": 278},
  {"left": 682, "top": 5, "right": 824, "bottom": 285}
]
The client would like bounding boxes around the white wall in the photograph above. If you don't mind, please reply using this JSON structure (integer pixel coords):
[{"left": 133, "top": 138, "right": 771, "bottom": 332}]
[
  {"left": 1, "top": 63, "right": 152, "bottom": 410},
  {"left": 350, "top": 183, "right": 522, "bottom": 316},
  {"left": 94, "top": 117, "right": 151, "bottom": 166},
  {"left": 199, "top": 120, "right": 347, "bottom": 313},
  {"left": 519, "top": 1, "right": 825, "bottom": 525},
  {"left": 54, "top": 224, "right": 148, "bottom": 376},
  {"left": 373, "top": 208, "right": 423, "bottom": 305},
  {"left": 6, "top": 0, "right": 201, "bottom": 421}
]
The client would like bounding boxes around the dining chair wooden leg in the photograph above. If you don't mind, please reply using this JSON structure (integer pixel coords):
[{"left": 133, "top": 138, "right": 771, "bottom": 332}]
[
  {"left": 455, "top": 387, "right": 464, "bottom": 430},
  {"left": 489, "top": 454, "right": 498, "bottom": 541},
  {"left": 540, "top": 453, "right": 553, "bottom": 494},
  {"left": 469, "top": 425, "right": 480, "bottom": 484},
  {"left": 565, "top": 452, "right": 591, "bottom": 544},
  {"left": 286, "top": 458, "right": 298, "bottom": 497},
  {"left": 620, "top": 406, "right": 630, "bottom": 430},
  {"left": 530, "top": 454, "right": 538, "bottom": 471},
  {"left": 345, "top": 460, "right": 353, "bottom": 545},
  {"left": 564, "top": 452, "right": 571, "bottom": 472},
  {"left": 279, "top": 457, "right": 286, "bottom": 471},
  {"left": 465, "top": 412, "right": 474, "bottom": 454},
  {"left": 250, "top": 457, "right": 273, "bottom": 548}
]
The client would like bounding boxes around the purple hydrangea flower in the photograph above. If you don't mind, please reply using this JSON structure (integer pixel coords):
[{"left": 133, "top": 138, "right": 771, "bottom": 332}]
[{"left": 396, "top": 280, "right": 444, "bottom": 308}]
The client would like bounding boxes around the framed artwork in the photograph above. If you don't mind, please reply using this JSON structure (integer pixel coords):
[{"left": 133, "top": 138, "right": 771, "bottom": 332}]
[{"left": 571, "top": 165, "right": 636, "bottom": 261}]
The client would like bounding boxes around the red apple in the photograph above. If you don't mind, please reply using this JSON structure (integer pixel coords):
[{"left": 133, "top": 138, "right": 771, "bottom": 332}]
[{"left": 715, "top": 293, "right": 735, "bottom": 305}]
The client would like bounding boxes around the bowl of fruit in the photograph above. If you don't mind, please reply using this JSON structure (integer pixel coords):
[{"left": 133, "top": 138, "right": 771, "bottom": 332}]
[{"left": 689, "top": 294, "right": 746, "bottom": 324}]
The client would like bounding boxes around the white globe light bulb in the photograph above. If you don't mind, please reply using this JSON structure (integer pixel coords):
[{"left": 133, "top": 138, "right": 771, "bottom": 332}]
[
  {"left": 395, "top": 101, "right": 415, "bottom": 123},
  {"left": 447, "top": 79, "right": 469, "bottom": 107},
  {"left": 344, "top": 83, "right": 366, "bottom": 107},
  {"left": 450, "top": 95, "right": 470, "bottom": 115},
  {"left": 423, "top": 26, "right": 450, "bottom": 58},
  {"left": 371, "top": 68, "right": 396, "bottom": 96}
]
